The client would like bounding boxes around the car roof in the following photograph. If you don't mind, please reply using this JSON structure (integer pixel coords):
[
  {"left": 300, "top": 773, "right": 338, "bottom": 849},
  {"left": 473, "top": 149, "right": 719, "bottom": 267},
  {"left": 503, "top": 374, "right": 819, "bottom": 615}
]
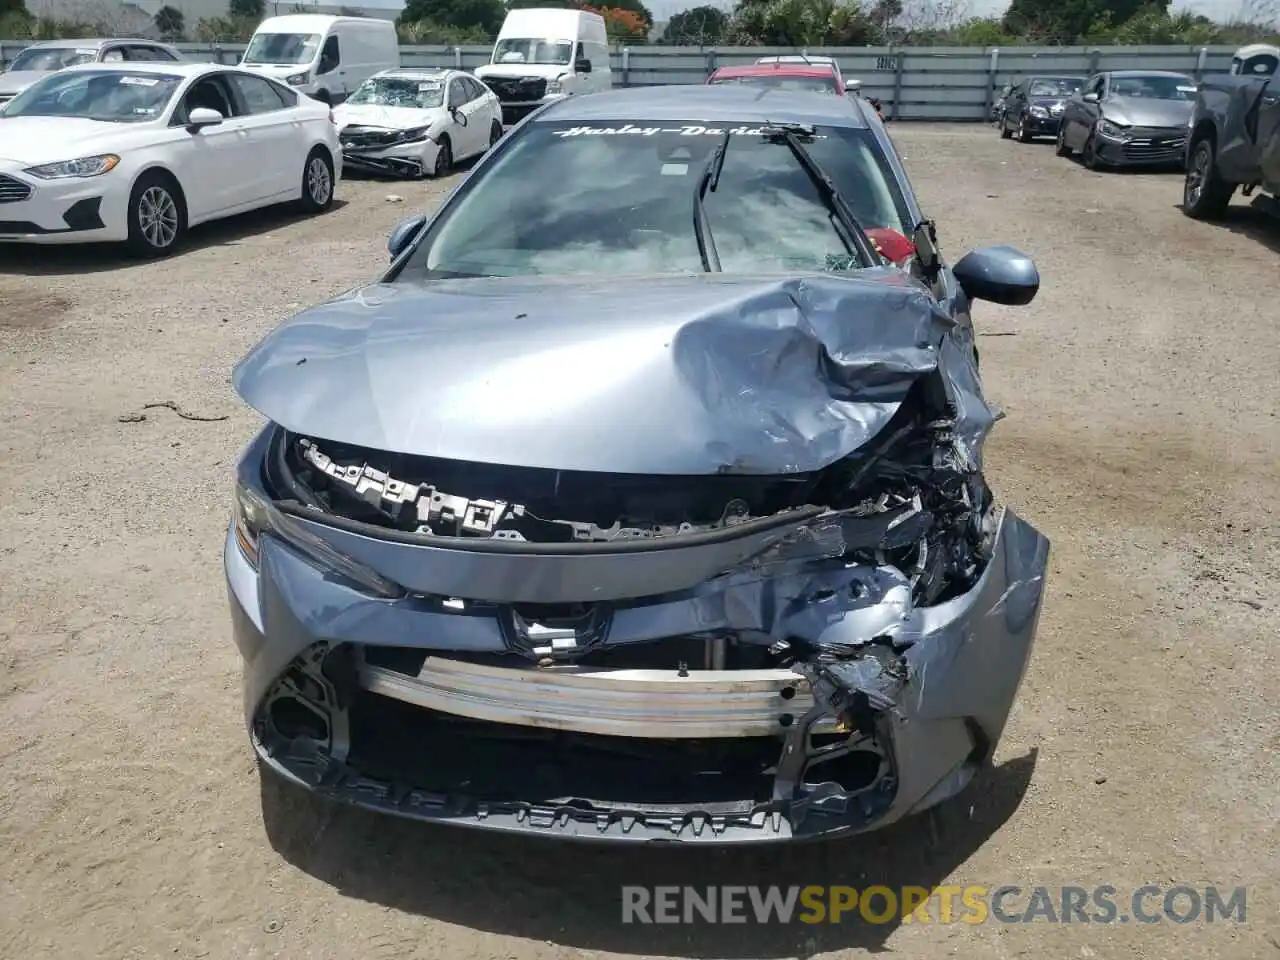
[
  {"left": 1025, "top": 75, "right": 1085, "bottom": 81},
  {"left": 58, "top": 61, "right": 221, "bottom": 78},
  {"left": 375, "top": 68, "right": 454, "bottom": 80},
  {"left": 1105, "top": 69, "right": 1193, "bottom": 79},
  {"left": 538, "top": 84, "right": 868, "bottom": 128},
  {"left": 26, "top": 37, "right": 166, "bottom": 48},
  {"left": 712, "top": 63, "right": 837, "bottom": 79}
]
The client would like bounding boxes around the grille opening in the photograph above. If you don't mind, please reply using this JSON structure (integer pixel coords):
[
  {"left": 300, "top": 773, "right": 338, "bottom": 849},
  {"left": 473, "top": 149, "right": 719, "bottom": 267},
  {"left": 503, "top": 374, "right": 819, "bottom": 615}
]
[
  {"left": 347, "top": 690, "right": 782, "bottom": 810},
  {"left": 269, "top": 696, "right": 330, "bottom": 743},
  {"left": 802, "top": 749, "right": 884, "bottom": 793}
]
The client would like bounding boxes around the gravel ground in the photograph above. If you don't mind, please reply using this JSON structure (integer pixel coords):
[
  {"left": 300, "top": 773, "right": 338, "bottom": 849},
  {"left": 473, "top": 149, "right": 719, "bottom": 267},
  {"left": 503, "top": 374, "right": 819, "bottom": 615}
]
[{"left": 1, "top": 124, "right": 1277, "bottom": 960}]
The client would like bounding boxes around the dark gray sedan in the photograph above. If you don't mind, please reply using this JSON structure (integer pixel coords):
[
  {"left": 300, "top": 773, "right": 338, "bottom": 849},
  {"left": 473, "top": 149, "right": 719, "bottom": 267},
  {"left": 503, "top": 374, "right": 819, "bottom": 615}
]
[
  {"left": 999, "top": 75, "right": 1085, "bottom": 141},
  {"left": 1057, "top": 70, "right": 1197, "bottom": 169},
  {"left": 225, "top": 85, "right": 1050, "bottom": 844}
]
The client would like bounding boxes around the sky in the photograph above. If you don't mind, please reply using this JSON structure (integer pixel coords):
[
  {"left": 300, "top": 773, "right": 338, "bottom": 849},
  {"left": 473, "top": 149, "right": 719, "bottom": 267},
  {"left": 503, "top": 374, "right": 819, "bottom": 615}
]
[{"left": 646, "top": 0, "right": 1263, "bottom": 23}]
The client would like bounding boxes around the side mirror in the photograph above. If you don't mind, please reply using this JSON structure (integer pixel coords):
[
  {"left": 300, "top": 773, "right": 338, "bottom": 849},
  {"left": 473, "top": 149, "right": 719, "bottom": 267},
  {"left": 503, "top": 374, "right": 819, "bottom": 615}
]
[
  {"left": 451, "top": 105, "right": 468, "bottom": 125},
  {"left": 186, "top": 107, "right": 223, "bottom": 130},
  {"left": 953, "top": 245, "right": 1039, "bottom": 306},
  {"left": 387, "top": 214, "right": 427, "bottom": 260},
  {"left": 575, "top": 58, "right": 592, "bottom": 74},
  {"left": 1082, "top": 91, "right": 1099, "bottom": 103}
]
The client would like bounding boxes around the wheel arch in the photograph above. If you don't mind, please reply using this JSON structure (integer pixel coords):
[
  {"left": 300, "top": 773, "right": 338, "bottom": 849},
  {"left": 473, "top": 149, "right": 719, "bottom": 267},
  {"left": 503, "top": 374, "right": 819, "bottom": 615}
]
[
  {"left": 1189, "top": 118, "right": 1217, "bottom": 150},
  {"left": 129, "top": 164, "right": 188, "bottom": 221}
]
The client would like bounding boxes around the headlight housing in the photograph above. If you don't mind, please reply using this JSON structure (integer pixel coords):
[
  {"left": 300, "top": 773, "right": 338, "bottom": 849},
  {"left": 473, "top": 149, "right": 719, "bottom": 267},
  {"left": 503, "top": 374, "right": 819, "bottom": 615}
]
[
  {"left": 1097, "top": 119, "right": 1129, "bottom": 140},
  {"left": 1029, "top": 105, "right": 1048, "bottom": 118},
  {"left": 24, "top": 154, "right": 119, "bottom": 179},
  {"left": 233, "top": 481, "right": 271, "bottom": 568},
  {"left": 286, "top": 72, "right": 309, "bottom": 85},
  {"left": 546, "top": 74, "right": 570, "bottom": 95},
  {"left": 396, "top": 125, "right": 431, "bottom": 143}
]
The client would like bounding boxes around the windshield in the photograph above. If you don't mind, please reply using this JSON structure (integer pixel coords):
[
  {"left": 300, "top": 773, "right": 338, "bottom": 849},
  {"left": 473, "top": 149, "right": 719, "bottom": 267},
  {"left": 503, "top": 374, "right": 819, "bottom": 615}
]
[
  {"left": 348, "top": 75, "right": 445, "bottom": 108},
  {"left": 492, "top": 38, "right": 573, "bottom": 66},
  {"left": 710, "top": 74, "right": 838, "bottom": 94},
  {"left": 1, "top": 69, "right": 181, "bottom": 122},
  {"left": 1028, "top": 77, "right": 1083, "bottom": 97},
  {"left": 243, "top": 33, "right": 321, "bottom": 66},
  {"left": 1110, "top": 75, "right": 1196, "bottom": 100},
  {"left": 398, "top": 120, "right": 910, "bottom": 280},
  {"left": 7, "top": 46, "right": 98, "bottom": 72}
]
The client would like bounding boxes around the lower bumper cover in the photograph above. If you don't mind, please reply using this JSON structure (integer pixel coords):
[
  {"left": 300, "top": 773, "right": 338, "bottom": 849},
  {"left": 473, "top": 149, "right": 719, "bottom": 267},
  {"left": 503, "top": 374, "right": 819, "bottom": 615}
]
[
  {"left": 227, "top": 500, "right": 1049, "bottom": 843},
  {"left": 340, "top": 140, "right": 437, "bottom": 179},
  {"left": 1096, "top": 133, "right": 1188, "bottom": 166}
]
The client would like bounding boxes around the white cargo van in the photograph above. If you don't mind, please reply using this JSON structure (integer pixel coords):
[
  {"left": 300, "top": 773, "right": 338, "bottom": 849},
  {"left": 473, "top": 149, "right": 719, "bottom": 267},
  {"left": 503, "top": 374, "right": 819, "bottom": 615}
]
[
  {"left": 241, "top": 15, "right": 399, "bottom": 104},
  {"left": 474, "top": 8, "right": 611, "bottom": 125}
]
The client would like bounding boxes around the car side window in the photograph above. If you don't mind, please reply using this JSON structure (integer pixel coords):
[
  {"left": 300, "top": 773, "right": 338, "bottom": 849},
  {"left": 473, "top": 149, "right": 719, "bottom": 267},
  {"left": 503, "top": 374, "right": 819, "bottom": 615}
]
[
  {"left": 317, "top": 35, "right": 340, "bottom": 75},
  {"left": 230, "top": 73, "right": 289, "bottom": 114},
  {"left": 465, "top": 76, "right": 488, "bottom": 101},
  {"left": 124, "top": 44, "right": 176, "bottom": 61},
  {"left": 447, "top": 80, "right": 466, "bottom": 109},
  {"left": 100, "top": 47, "right": 125, "bottom": 62},
  {"left": 1086, "top": 75, "right": 1105, "bottom": 99},
  {"left": 172, "top": 75, "right": 238, "bottom": 124}
]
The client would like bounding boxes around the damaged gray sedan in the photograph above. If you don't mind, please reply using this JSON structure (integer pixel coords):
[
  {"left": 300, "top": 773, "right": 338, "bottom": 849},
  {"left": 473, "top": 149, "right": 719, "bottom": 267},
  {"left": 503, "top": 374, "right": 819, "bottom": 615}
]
[{"left": 226, "top": 85, "right": 1050, "bottom": 843}]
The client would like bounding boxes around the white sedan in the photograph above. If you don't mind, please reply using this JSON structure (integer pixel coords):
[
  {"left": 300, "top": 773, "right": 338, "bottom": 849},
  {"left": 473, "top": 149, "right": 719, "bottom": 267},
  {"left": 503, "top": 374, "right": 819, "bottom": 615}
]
[
  {"left": 0, "top": 61, "right": 341, "bottom": 257},
  {"left": 333, "top": 68, "right": 504, "bottom": 179}
]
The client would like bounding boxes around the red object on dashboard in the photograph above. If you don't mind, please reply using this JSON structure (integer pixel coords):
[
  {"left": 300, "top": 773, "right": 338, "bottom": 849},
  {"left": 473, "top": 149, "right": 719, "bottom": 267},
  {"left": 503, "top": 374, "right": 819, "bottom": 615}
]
[{"left": 864, "top": 227, "right": 916, "bottom": 264}]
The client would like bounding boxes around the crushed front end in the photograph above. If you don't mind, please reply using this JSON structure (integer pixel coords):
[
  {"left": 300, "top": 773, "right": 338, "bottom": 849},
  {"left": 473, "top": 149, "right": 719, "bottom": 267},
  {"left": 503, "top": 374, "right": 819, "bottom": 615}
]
[{"left": 226, "top": 403, "right": 1048, "bottom": 844}]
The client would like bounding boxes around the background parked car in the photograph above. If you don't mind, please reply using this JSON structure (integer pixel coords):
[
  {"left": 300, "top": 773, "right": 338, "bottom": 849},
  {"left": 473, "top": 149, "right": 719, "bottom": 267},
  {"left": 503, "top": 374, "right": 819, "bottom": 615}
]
[
  {"left": 991, "top": 81, "right": 1013, "bottom": 125},
  {"left": 334, "top": 69, "right": 504, "bottom": 179},
  {"left": 755, "top": 54, "right": 847, "bottom": 91},
  {"left": 0, "top": 62, "right": 339, "bottom": 257},
  {"left": 1056, "top": 70, "right": 1196, "bottom": 170},
  {"left": 0, "top": 38, "right": 184, "bottom": 108},
  {"left": 1182, "top": 69, "right": 1280, "bottom": 220},
  {"left": 707, "top": 61, "right": 845, "bottom": 95},
  {"left": 999, "top": 75, "right": 1085, "bottom": 142}
]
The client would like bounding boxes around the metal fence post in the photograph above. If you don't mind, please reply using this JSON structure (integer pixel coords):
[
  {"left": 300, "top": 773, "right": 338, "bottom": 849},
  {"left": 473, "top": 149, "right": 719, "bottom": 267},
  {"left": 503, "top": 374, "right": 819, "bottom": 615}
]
[
  {"left": 985, "top": 47, "right": 999, "bottom": 121},
  {"left": 891, "top": 46, "right": 904, "bottom": 120},
  {"left": 1087, "top": 47, "right": 1100, "bottom": 76},
  {"left": 621, "top": 46, "right": 630, "bottom": 87},
  {"left": 705, "top": 47, "right": 717, "bottom": 81},
  {"left": 1194, "top": 45, "right": 1207, "bottom": 80},
  {"left": 453, "top": 45, "right": 462, "bottom": 68}
]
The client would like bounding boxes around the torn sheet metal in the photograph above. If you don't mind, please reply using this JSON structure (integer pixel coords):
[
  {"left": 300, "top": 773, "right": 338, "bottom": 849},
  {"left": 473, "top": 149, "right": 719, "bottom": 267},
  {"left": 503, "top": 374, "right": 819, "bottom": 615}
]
[{"left": 231, "top": 270, "right": 979, "bottom": 476}]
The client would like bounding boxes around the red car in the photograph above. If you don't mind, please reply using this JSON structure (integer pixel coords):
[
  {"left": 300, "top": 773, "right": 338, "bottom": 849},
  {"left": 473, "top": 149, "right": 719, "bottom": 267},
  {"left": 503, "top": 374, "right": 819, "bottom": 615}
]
[{"left": 706, "top": 62, "right": 846, "bottom": 96}]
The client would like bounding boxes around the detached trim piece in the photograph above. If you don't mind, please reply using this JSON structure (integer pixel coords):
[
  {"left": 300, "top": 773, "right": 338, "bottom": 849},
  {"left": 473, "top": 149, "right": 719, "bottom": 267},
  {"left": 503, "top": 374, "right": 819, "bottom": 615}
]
[{"left": 360, "top": 657, "right": 839, "bottom": 739}]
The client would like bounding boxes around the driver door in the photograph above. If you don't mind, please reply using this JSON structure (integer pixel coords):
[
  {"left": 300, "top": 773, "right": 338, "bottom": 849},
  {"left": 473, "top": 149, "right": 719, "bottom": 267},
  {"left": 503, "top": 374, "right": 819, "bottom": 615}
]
[
  {"left": 166, "top": 74, "right": 256, "bottom": 220},
  {"left": 445, "top": 78, "right": 479, "bottom": 159}
]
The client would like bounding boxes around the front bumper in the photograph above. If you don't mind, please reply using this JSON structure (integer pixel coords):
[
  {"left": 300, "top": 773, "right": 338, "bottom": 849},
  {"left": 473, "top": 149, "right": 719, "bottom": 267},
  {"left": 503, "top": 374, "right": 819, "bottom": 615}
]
[
  {"left": 339, "top": 138, "right": 439, "bottom": 179},
  {"left": 0, "top": 165, "right": 127, "bottom": 244},
  {"left": 1094, "top": 128, "right": 1188, "bottom": 167},
  {"left": 225, "top": 436, "right": 1050, "bottom": 844},
  {"left": 1020, "top": 112, "right": 1062, "bottom": 135}
]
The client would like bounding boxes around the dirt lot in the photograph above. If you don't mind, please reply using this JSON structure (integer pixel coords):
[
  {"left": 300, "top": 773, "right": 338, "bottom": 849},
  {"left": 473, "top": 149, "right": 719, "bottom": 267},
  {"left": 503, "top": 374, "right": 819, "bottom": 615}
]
[{"left": 1, "top": 124, "right": 1277, "bottom": 960}]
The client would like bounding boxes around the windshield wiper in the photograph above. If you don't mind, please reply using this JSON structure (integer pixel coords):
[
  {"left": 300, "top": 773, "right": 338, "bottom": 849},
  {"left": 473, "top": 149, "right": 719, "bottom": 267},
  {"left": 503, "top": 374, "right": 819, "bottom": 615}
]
[
  {"left": 759, "top": 121, "right": 878, "bottom": 267},
  {"left": 692, "top": 128, "right": 730, "bottom": 272}
]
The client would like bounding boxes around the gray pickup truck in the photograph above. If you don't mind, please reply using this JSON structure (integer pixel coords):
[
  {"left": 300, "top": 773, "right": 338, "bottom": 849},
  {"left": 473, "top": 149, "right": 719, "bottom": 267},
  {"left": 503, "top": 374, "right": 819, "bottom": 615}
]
[{"left": 1182, "top": 63, "right": 1280, "bottom": 220}]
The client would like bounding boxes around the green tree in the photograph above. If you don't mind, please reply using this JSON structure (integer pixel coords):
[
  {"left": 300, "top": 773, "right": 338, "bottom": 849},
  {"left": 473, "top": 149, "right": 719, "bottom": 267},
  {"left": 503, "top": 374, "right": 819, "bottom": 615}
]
[
  {"left": 228, "top": 0, "right": 264, "bottom": 21},
  {"left": 660, "top": 5, "right": 727, "bottom": 43},
  {"left": 399, "top": 0, "right": 505, "bottom": 34},
  {"left": 154, "top": 4, "right": 185, "bottom": 38}
]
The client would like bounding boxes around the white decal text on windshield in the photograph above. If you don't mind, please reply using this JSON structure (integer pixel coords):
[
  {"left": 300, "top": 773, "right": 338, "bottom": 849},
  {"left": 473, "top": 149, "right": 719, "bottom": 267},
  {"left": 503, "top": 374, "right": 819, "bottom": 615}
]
[{"left": 553, "top": 124, "right": 827, "bottom": 139}]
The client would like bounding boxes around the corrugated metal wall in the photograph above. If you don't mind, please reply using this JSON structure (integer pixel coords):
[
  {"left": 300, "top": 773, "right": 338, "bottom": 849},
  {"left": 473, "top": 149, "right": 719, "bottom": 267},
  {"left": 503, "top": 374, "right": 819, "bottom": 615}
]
[{"left": 0, "top": 41, "right": 1238, "bottom": 121}]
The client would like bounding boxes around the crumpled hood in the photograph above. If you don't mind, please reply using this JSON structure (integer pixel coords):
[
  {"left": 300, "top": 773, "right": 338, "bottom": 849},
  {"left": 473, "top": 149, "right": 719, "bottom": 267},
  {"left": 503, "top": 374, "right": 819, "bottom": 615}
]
[
  {"left": 0, "top": 70, "right": 52, "bottom": 97},
  {"left": 0, "top": 116, "right": 146, "bottom": 164},
  {"left": 332, "top": 103, "right": 445, "bottom": 132},
  {"left": 233, "top": 272, "right": 960, "bottom": 476},
  {"left": 1105, "top": 96, "right": 1194, "bottom": 128}
]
